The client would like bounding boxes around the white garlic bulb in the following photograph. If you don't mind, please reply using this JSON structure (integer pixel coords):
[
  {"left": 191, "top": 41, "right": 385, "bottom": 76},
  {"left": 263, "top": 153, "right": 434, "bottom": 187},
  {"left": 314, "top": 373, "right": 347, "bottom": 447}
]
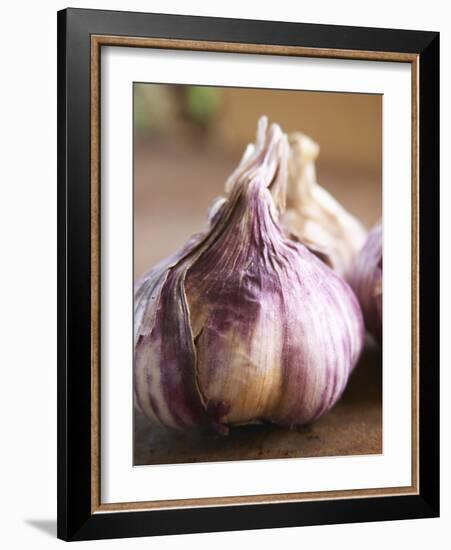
[
  {"left": 134, "top": 118, "right": 364, "bottom": 434},
  {"left": 281, "top": 132, "right": 367, "bottom": 276}
]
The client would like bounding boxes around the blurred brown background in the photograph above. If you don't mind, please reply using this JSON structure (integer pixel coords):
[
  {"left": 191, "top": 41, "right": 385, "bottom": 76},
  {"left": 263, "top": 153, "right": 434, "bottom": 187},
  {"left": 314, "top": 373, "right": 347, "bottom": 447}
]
[
  {"left": 133, "top": 84, "right": 382, "bottom": 465},
  {"left": 134, "top": 84, "right": 381, "bottom": 280}
]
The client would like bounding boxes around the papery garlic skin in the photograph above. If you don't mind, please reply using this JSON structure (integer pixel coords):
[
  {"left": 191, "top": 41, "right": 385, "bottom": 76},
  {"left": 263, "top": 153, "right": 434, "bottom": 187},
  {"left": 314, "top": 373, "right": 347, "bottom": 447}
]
[
  {"left": 134, "top": 118, "right": 364, "bottom": 434},
  {"left": 347, "top": 223, "right": 382, "bottom": 344},
  {"left": 281, "top": 132, "right": 367, "bottom": 276}
]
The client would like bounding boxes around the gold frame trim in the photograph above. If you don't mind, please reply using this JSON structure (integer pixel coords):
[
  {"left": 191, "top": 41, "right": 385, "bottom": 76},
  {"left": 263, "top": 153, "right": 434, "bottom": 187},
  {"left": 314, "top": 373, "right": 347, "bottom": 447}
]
[{"left": 90, "top": 35, "right": 420, "bottom": 514}]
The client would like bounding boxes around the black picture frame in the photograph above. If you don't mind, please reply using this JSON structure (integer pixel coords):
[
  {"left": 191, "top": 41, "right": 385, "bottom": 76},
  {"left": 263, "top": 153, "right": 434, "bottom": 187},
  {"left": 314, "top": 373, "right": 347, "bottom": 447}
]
[{"left": 57, "top": 7, "right": 439, "bottom": 541}]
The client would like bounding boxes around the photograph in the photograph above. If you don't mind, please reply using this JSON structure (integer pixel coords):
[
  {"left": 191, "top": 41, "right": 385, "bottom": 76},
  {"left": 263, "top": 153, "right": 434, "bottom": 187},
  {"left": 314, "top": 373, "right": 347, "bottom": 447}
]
[
  {"left": 133, "top": 83, "right": 383, "bottom": 466},
  {"left": 54, "top": 6, "right": 440, "bottom": 542},
  {"left": 0, "top": 0, "right": 444, "bottom": 544}
]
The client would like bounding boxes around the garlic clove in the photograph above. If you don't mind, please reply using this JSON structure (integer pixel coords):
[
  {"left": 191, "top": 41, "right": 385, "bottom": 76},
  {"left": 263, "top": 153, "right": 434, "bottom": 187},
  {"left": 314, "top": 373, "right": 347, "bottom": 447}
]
[{"left": 281, "top": 132, "right": 367, "bottom": 276}]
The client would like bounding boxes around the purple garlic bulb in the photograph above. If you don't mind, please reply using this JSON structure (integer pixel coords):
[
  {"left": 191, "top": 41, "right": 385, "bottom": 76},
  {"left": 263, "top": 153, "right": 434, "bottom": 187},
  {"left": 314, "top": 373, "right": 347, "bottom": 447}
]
[
  {"left": 347, "top": 223, "right": 382, "bottom": 344},
  {"left": 134, "top": 117, "right": 364, "bottom": 434}
]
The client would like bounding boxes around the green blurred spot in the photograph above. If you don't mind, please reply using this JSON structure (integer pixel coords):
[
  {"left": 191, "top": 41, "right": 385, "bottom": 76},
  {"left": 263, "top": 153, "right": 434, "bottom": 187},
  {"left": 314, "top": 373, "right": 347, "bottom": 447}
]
[{"left": 186, "top": 86, "right": 220, "bottom": 123}]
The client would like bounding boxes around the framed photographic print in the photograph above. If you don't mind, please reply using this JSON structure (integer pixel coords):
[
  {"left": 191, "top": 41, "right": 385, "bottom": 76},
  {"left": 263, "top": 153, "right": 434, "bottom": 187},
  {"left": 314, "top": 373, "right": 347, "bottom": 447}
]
[{"left": 57, "top": 7, "right": 439, "bottom": 541}]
